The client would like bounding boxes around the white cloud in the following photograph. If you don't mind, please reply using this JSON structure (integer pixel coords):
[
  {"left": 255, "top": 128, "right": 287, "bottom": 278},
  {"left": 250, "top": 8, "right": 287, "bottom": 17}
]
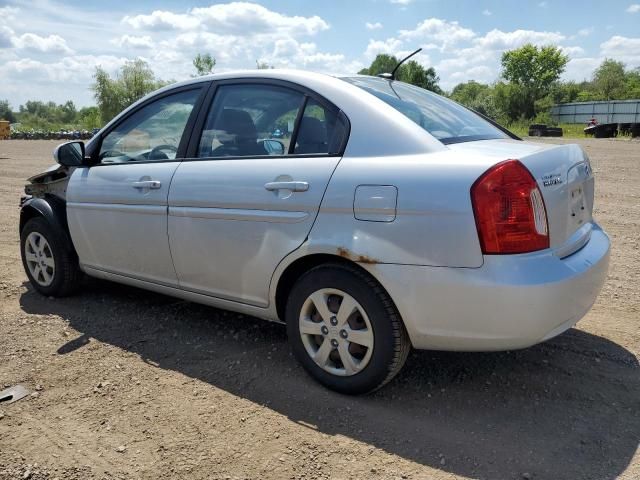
[
  {"left": 366, "top": 22, "right": 383, "bottom": 30},
  {"left": 11, "top": 33, "right": 74, "bottom": 54},
  {"left": 626, "top": 4, "right": 640, "bottom": 13},
  {"left": 111, "top": 35, "right": 154, "bottom": 49},
  {"left": 563, "top": 57, "right": 601, "bottom": 82},
  {"left": 600, "top": 35, "right": 640, "bottom": 66},
  {"left": 364, "top": 38, "right": 403, "bottom": 58},
  {"left": 0, "top": 6, "right": 19, "bottom": 22},
  {"left": 0, "top": 26, "right": 13, "bottom": 48},
  {"left": 399, "top": 18, "right": 475, "bottom": 51},
  {"left": 123, "top": 2, "right": 329, "bottom": 37},
  {"left": 390, "top": 0, "right": 413, "bottom": 4},
  {"left": 559, "top": 45, "right": 585, "bottom": 57},
  {"left": 482, "top": 9, "right": 492, "bottom": 16},
  {"left": 122, "top": 11, "right": 200, "bottom": 30},
  {"left": 473, "top": 29, "right": 565, "bottom": 50},
  {"left": 578, "top": 27, "right": 594, "bottom": 37},
  {"left": 190, "top": 3, "right": 329, "bottom": 36},
  {"left": 0, "top": 55, "right": 128, "bottom": 83}
]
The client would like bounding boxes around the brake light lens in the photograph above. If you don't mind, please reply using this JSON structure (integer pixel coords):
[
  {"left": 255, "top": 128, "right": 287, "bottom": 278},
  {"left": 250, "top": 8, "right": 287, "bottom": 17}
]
[{"left": 471, "top": 159, "right": 549, "bottom": 254}]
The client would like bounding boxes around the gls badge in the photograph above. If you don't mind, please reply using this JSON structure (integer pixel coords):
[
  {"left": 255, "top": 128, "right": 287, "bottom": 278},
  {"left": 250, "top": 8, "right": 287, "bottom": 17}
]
[{"left": 542, "top": 173, "right": 563, "bottom": 187}]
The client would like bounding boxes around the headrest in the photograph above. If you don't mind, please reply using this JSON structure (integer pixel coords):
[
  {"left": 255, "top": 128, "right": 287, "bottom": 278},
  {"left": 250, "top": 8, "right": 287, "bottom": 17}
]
[
  {"left": 218, "top": 109, "right": 257, "bottom": 143},
  {"left": 297, "top": 116, "right": 326, "bottom": 144}
]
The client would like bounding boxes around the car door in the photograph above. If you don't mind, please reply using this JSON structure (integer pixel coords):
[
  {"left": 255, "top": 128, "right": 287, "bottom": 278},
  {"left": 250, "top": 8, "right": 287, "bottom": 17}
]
[
  {"left": 66, "top": 86, "right": 206, "bottom": 285},
  {"left": 168, "top": 81, "right": 349, "bottom": 306}
]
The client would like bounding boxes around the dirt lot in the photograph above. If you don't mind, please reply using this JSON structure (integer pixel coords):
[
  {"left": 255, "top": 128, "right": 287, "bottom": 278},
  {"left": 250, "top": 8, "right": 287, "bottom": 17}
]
[{"left": 0, "top": 138, "right": 638, "bottom": 480}]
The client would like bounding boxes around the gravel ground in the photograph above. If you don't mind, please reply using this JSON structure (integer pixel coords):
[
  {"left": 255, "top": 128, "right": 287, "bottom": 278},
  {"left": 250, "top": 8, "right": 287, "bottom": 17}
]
[{"left": 0, "top": 138, "right": 638, "bottom": 480}]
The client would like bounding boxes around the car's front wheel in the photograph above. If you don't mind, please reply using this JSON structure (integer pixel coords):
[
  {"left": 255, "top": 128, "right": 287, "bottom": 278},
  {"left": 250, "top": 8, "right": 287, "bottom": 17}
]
[
  {"left": 20, "top": 216, "right": 82, "bottom": 297},
  {"left": 286, "top": 263, "right": 410, "bottom": 394}
]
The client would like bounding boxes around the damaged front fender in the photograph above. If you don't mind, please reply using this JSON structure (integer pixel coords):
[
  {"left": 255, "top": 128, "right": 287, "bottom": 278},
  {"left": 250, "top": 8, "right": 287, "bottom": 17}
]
[{"left": 24, "top": 163, "right": 71, "bottom": 199}]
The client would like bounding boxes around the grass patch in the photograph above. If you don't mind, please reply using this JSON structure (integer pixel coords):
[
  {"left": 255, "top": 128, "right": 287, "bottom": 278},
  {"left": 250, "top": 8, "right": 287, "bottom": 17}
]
[{"left": 506, "top": 122, "right": 588, "bottom": 139}]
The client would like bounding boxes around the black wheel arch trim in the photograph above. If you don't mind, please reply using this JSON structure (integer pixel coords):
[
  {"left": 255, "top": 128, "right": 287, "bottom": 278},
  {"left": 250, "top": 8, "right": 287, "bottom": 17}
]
[{"left": 20, "top": 195, "right": 77, "bottom": 256}]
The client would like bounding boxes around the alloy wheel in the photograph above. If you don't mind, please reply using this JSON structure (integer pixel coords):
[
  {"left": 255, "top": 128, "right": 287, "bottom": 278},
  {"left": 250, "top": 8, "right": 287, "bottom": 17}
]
[
  {"left": 299, "top": 288, "right": 374, "bottom": 376},
  {"left": 24, "top": 231, "right": 55, "bottom": 287}
]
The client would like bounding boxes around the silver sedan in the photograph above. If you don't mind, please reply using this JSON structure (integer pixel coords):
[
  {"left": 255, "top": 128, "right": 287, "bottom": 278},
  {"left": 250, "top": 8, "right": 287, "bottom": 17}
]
[{"left": 20, "top": 69, "right": 610, "bottom": 394}]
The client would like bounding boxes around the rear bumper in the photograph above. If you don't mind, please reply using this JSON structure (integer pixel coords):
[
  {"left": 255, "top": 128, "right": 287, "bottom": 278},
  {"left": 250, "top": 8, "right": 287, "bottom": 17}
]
[{"left": 367, "top": 224, "right": 610, "bottom": 351}]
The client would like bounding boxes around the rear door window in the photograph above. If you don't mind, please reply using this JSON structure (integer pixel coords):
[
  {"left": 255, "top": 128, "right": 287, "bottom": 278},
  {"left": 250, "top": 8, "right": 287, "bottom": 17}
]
[{"left": 197, "top": 84, "right": 304, "bottom": 158}]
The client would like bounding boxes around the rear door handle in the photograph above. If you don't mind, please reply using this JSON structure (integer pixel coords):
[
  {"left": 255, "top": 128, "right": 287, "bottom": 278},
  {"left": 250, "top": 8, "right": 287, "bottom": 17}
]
[
  {"left": 264, "top": 181, "right": 309, "bottom": 192},
  {"left": 132, "top": 180, "right": 161, "bottom": 189}
]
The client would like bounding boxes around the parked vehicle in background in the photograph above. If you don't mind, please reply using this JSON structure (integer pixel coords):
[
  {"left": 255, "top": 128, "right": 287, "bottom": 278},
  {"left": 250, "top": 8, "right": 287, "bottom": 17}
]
[
  {"left": 528, "top": 124, "right": 563, "bottom": 137},
  {"left": 0, "top": 120, "right": 10, "bottom": 139},
  {"left": 9, "top": 129, "right": 94, "bottom": 140},
  {"left": 19, "top": 70, "right": 610, "bottom": 394}
]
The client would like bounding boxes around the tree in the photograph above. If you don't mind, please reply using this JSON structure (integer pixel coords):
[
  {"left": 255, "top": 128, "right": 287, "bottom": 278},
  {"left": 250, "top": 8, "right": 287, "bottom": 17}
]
[
  {"left": 623, "top": 68, "right": 640, "bottom": 100},
  {"left": 493, "top": 82, "right": 529, "bottom": 123},
  {"left": 92, "top": 59, "right": 166, "bottom": 123},
  {"left": 398, "top": 60, "right": 441, "bottom": 93},
  {"left": 358, "top": 54, "right": 398, "bottom": 77},
  {"left": 500, "top": 44, "right": 568, "bottom": 119},
  {"left": 359, "top": 54, "right": 442, "bottom": 93},
  {"left": 77, "top": 106, "right": 101, "bottom": 129},
  {"left": 256, "top": 60, "right": 273, "bottom": 69},
  {"left": 593, "top": 59, "right": 626, "bottom": 100},
  {"left": 0, "top": 100, "right": 16, "bottom": 123},
  {"left": 59, "top": 100, "right": 77, "bottom": 124},
  {"left": 450, "top": 81, "right": 498, "bottom": 118},
  {"left": 193, "top": 53, "right": 216, "bottom": 77}
]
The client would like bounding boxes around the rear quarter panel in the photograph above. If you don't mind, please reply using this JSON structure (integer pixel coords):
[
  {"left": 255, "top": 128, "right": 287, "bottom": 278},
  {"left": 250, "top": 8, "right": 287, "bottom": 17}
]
[{"left": 305, "top": 150, "right": 494, "bottom": 268}]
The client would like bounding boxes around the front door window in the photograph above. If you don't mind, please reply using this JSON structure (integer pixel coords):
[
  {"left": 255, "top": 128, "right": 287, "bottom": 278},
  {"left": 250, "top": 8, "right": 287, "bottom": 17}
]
[{"left": 100, "top": 89, "right": 201, "bottom": 163}]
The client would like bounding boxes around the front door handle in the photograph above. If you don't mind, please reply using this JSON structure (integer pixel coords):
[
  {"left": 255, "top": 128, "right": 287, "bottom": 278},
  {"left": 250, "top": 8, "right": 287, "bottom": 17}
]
[
  {"left": 132, "top": 180, "right": 161, "bottom": 189},
  {"left": 264, "top": 181, "right": 309, "bottom": 192}
]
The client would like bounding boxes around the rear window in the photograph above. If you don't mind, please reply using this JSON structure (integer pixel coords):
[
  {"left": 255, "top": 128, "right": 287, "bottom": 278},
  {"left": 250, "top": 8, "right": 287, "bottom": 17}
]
[{"left": 341, "top": 76, "right": 508, "bottom": 145}]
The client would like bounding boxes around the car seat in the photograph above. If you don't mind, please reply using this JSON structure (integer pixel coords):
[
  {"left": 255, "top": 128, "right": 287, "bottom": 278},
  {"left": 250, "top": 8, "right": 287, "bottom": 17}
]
[
  {"left": 295, "top": 117, "right": 328, "bottom": 154},
  {"left": 210, "top": 109, "right": 267, "bottom": 157}
]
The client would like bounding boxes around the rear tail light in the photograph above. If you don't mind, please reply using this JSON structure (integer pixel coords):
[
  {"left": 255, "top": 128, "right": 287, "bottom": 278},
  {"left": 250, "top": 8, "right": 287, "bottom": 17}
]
[{"left": 471, "top": 159, "right": 549, "bottom": 254}]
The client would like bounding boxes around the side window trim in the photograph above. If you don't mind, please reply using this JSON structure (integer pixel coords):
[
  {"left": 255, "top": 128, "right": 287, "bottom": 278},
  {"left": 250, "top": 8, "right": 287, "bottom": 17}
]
[
  {"left": 185, "top": 78, "right": 350, "bottom": 161},
  {"left": 287, "top": 95, "right": 308, "bottom": 155},
  {"left": 91, "top": 83, "right": 210, "bottom": 166}
]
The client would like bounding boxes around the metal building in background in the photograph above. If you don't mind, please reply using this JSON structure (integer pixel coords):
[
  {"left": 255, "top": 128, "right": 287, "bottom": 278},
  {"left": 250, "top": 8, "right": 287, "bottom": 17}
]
[{"left": 551, "top": 100, "right": 640, "bottom": 124}]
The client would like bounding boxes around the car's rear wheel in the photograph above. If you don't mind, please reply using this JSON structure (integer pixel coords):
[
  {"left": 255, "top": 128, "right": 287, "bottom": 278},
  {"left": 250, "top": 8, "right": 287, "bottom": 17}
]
[
  {"left": 286, "top": 263, "right": 410, "bottom": 394},
  {"left": 20, "top": 216, "right": 82, "bottom": 297}
]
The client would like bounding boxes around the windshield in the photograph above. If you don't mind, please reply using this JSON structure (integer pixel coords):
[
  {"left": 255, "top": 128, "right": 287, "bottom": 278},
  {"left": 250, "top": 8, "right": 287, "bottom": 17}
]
[{"left": 341, "top": 76, "right": 509, "bottom": 145}]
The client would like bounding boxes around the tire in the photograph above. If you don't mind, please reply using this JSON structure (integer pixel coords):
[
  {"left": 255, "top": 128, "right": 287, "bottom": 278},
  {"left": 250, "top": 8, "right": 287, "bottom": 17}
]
[
  {"left": 20, "top": 216, "right": 82, "bottom": 297},
  {"left": 286, "top": 263, "right": 411, "bottom": 395}
]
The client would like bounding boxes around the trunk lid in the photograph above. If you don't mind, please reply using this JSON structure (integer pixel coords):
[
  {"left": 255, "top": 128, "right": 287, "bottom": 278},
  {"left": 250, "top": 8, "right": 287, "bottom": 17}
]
[{"left": 448, "top": 139, "right": 594, "bottom": 254}]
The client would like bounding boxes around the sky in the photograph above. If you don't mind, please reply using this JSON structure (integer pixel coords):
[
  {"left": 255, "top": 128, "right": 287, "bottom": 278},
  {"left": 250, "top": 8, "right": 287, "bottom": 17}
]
[{"left": 1, "top": 0, "right": 639, "bottom": 107}]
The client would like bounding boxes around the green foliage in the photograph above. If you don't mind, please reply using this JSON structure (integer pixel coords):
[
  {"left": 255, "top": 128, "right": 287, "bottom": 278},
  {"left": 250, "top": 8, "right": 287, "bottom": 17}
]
[
  {"left": 77, "top": 106, "right": 101, "bottom": 130},
  {"left": 450, "top": 81, "right": 499, "bottom": 118},
  {"left": 500, "top": 44, "right": 568, "bottom": 119},
  {"left": 93, "top": 59, "right": 168, "bottom": 123},
  {"left": 6, "top": 100, "right": 100, "bottom": 130},
  {"left": 501, "top": 44, "right": 569, "bottom": 91},
  {"left": 359, "top": 54, "right": 442, "bottom": 93},
  {"left": 358, "top": 54, "right": 397, "bottom": 77},
  {"left": 398, "top": 60, "right": 442, "bottom": 94},
  {"left": 450, "top": 49, "right": 640, "bottom": 125},
  {"left": 593, "top": 59, "right": 626, "bottom": 100},
  {"left": 193, "top": 53, "right": 216, "bottom": 77},
  {"left": 0, "top": 99, "right": 16, "bottom": 123}
]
